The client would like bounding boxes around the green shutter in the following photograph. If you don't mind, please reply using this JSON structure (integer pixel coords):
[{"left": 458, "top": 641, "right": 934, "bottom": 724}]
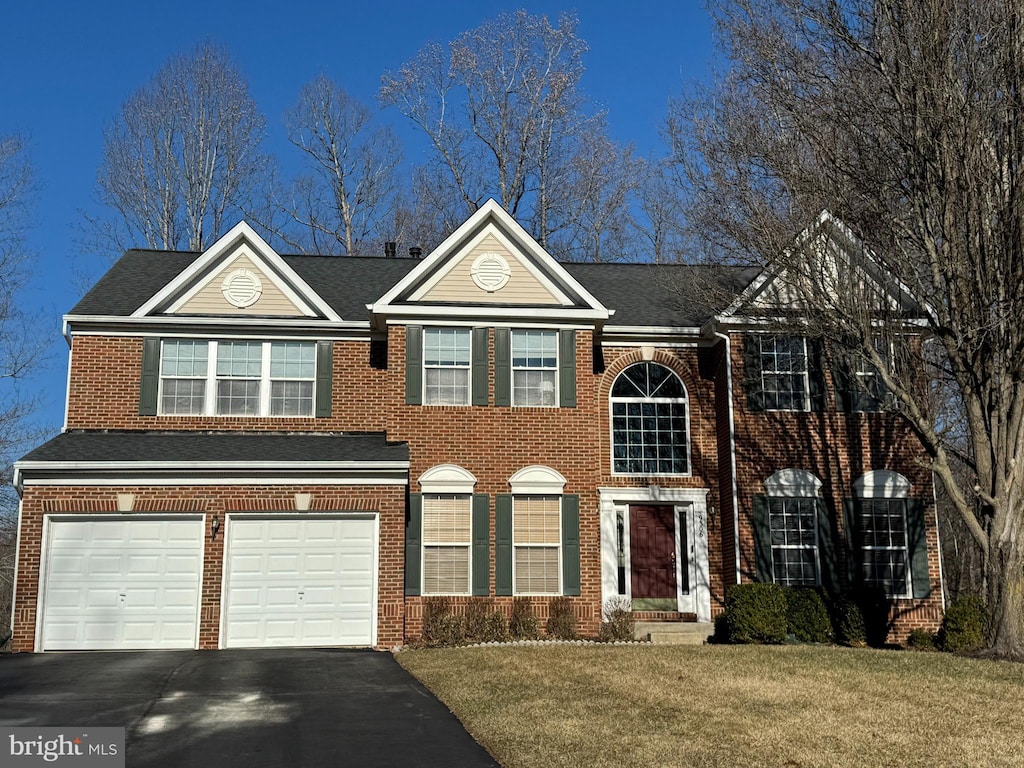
[
  {"left": 315, "top": 340, "right": 333, "bottom": 417},
  {"left": 495, "top": 494, "right": 513, "bottom": 595},
  {"left": 472, "top": 328, "right": 489, "bottom": 406},
  {"left": 742, "top": 334, "right": 766, "bottom": 412},
  {"left": 561, "top": 494, "right": 581, "bottom": 596},
  {"left": 833, "top": 356, "right": 856, "bottom": 413},
  {"left": 472, "top": 494, "right": 490, "bottom": 595},
  {"left": 843, "top": 498, "right": 861, "bottom": 587},
  {"left": 807, "top": 338, "right": 827, "bottom": 412},
  {"left": 405, "top": 494, "right": 422, "bottom": 596},
  {"left": 752, "top": 495, "right": 772, "bottom": 582},
  {"left": 558, "top": 330, "right": 576, "bottom": 408},
  {"left": 907, "top": 499, "right": 932, "bottom": 598},
  {"left": 816, "top": 498, "right": 841, "bottom": 595},
  {"left": 494, "top": 328, "right": 511, "bottom": 407},
  {"left": 405, "top": 326, "right": 422, "bottom": 405},
  {"left": 139, "top": 337, "right": 160, "bottom": 416}
]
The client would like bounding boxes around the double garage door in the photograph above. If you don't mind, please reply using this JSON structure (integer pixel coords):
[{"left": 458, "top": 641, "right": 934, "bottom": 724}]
[{"left": 39, "top": 515, "right": 376, "bottom": 651}]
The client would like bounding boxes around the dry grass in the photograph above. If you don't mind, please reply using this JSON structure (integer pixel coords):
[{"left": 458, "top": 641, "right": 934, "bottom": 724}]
[{"left": 397, "top": 644, "right": 1024, "bottom": 768}]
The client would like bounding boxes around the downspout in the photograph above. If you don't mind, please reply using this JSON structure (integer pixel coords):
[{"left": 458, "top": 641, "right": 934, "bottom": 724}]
[
  {"left": 932, "top": 472, "right": 947, "bottom": 610},
  {"left": 711, "top": 326, "right": 742, "bottom": 584},
  {"left": 62, "top": 318, "right": 73, "bottom": 432}
]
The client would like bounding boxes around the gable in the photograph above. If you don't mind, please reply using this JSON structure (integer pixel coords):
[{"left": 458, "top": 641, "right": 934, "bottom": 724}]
[
  {"left": 372, "top": 199, "right": 610, "bottom": 321},
  {"left": 132, "top": 222, "right": 342, "bottom": 322}
]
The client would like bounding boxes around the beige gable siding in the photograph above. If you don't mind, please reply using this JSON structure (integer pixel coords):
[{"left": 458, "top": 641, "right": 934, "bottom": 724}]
[
  {"left": 420, "top": 234, "right": 563, "bottom": 305},
  {"left": 177, "top": 253, "right": 305, "bottom": 316}
]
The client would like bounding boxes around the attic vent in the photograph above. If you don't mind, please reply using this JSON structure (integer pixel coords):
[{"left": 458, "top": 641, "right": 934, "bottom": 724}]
[
  {"left": 221, "top": 268, "right": 263, "bottom": 308},
  {"left": 470, "top": 252, "right": 512, "bottom": 293}
]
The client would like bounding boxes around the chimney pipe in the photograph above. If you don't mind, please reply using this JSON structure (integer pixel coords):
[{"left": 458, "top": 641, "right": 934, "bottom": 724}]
[
  {"left": 409, "top": 246, "right": 422, "bottom": 258},
  {"left": 384, "top": 241, "right": 396, "bottom": 258}
]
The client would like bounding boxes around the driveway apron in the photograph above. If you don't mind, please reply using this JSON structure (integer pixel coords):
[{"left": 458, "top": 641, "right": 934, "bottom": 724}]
[{"left": 0, "top": 649, "right": 499, "bottom": 768}]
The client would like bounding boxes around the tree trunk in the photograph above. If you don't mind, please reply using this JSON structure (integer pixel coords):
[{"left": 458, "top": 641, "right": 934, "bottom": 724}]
[{"left": 986, "top": 538, "right": 1024, "bottom": 657}]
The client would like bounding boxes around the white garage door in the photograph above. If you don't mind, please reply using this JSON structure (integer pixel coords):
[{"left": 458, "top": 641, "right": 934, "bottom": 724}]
[
  {"left": 40, "top": 516, "right": 203, "bottom": 651},
  {"left": 222, "top": 515, "right": 376, "bottom": 648}
]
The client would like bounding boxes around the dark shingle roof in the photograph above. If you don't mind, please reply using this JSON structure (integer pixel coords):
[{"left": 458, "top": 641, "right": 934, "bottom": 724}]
[
  {"left": 70, "top": 249, "right": 758, "bottom": 328},
  {"left": 20, "top": 431, "right": 408, "bottom": 464}
]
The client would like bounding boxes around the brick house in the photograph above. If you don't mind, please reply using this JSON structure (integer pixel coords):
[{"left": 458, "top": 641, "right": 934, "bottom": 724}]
[{"left": 9, "top": 200, "right": 945, "bottom": 651}]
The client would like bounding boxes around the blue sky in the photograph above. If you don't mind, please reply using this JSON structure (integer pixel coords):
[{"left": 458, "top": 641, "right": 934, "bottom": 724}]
[{"left": 5, "top": 0, "right": 716, "bottom": 435}]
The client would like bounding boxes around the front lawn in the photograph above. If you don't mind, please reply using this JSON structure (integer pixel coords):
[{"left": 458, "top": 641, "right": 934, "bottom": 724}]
[{"left": 397, "top": 644, "right": 1024, "bottom": 767}]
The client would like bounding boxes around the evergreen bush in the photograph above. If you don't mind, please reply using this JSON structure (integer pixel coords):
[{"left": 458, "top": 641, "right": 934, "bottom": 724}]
[{"left": 720, "top": 583, "right": 787, "bottom": 644}]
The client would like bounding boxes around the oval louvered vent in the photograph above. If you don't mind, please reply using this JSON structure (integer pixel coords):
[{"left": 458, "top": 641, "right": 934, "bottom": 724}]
[
  {"left": 470, "top": 252, "right": 512, "bottom": 292},
  {"left": 221, "top": 268, "right": 263, "bottom": 308}
]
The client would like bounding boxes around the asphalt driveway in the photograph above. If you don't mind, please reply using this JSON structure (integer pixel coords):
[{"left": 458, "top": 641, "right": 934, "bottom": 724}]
[{"left": 0, "top": 649, "right": 499, "bottom": 767}]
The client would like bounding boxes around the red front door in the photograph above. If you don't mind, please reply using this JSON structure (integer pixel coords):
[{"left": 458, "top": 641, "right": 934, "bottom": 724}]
[{"left": 630, "top": 505, "right": 677, "bottom": 599}]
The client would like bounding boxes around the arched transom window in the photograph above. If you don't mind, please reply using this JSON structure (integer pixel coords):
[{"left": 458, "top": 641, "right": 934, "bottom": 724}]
[{"left": 610, "top": 362, "right": 690, "bottom": 475}]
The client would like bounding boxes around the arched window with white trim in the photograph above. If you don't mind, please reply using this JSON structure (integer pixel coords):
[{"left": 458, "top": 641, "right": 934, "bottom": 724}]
[
  {"left": 761, "top": 470, "right": 823, "bottom": 587},
  {"left": 610, "top": 362, "right": 690, "bottom": 475},
  {"left": 851, "top": 470, "right": 915, "bottom": 598},
  {"left": 418, "top": 465, "right": 477, "bottom": 595}
]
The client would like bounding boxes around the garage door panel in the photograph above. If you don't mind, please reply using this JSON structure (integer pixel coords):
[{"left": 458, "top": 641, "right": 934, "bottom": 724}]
[
  {"left": 41, "top": 518, "right": 202, "bottom": 651},
  {"left": 223, "top": 516, "right": 376, "bottom": 648}
]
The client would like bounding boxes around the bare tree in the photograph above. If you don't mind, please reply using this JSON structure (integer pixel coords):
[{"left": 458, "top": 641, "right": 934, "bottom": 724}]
[
  {"left": 0, "top": 135, "right": 51, "bottom": 644},
  {"left": 92, "top": 42, "right": 269, "bottom": 253},
  {"left": 279, "top": 76, "right": 401, "bottom": 256},
  {"left": 380, "top": 10, "right": 636, "bottom": 257},
  {"left": 634, "top": 158, "right": 686, "bottom": 264},
  {"left": 671, "top": 0, "right": 1024, "bottom": 655}
]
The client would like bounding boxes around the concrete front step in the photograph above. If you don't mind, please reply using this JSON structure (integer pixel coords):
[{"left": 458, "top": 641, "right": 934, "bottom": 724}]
[{"left": 635, "top": 621, "right": 714, "bottom": 645}]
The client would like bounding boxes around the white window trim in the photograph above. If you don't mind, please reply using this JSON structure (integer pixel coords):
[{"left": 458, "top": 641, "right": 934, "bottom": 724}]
[
  {"left": 158, "top": 339, "right": 316, "bottom": 417},
  {"left": 510, "top": 465, "right": 565, "bottom": 596},
  {"left": 511, "top": 329, "right": 558, "bottom": 408},
  {"left": 757, "top": 334, "right": 811, "bottom": 412},
  {"left": 421, "top": 494, "right": 473, "bottom": 597},
  {"left": 766, "top": 496, "right": 821, "bottom": 587},
  {"left": 419, "top": 465, "right": 477, "bottom": 597},
  {"left": 422, "top": 327, "right": 472, "bottom": 407},
  {"left": 609, "top": 362, "right": 692, "bottom": 478}
]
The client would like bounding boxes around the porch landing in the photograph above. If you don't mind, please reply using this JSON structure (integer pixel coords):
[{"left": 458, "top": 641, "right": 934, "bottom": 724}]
[{"left": 634, "top": 618, "right": 714, "bottom": 645}]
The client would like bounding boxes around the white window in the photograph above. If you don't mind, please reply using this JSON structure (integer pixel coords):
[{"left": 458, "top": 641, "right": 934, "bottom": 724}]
[
  {"left": 422, "top": 494, "right": 471, "bottom": 595},
  {"left": 513, "top": 495, "right": 561, "bottom": 594},
  {"left": 758, "top": 335, "right": 809, "bottom": 411},
  {"left": 610, "top": 362, "right": 690, "bottom": 475},
  {"left": 423, "top": 328, "right": 471, "bottom": 405},
  {"left": 512, "top": 330, "right": 557, "bottom": 406},
  {"left": 853, "top": 470, "right": 913, "bottom": 598},
  {"left": 159, "top": 340, "right": 316, "bottom": 417}
]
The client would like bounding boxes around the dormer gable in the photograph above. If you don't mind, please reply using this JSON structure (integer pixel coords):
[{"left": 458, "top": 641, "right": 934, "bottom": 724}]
[
  {"left": 132, "top": 222, "right": 342, "bottom": 321},
  {"left": 371, "top": 199, "right": 610, "bottom": 322}
]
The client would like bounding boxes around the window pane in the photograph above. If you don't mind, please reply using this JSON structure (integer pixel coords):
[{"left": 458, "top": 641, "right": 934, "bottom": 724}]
[
  {"left": 270, "top": 342, "right": 315, "bottom": 379},
  {"left": 423, "top": 547, "right": 470, "bottom": 594},
  {"left": 513, "top": 370, "right": 556, "bottom": 406},
  {"left": 217, "top": 341, "right": 262, "bottom": 377},
  {"left": 270, "top": 380, "right": 313, "bottom": 416},
  {"left": 217, "top": 379, "right": 260, "bottom": 415},
  {"left": 161, "top": 379, "right": 206, "bottom": 415},
  {"left": 514, "top": 547, "right": 559, "bottom": 594},
  {"left": 767, "top": 497, "right": 819, "bottom": 586},
  {"left": 424, "top": 328, "right": 470, "bottom": 366},
  {"left": 512, "top": 330, "right": 556, "bottom": 368},
  {"left": 425, "top": 368, "right": 469, "bottom": 405},
  {"left": 161, "top": 340, "right": 208, "bottom": 377},
  {"left": 513, "top": 496, "right": 560, "bottom": 544},
  {"left": 759, "top": 336, "right": 808, "bottom": 411},
  {"left": 859, "top": 498, "right": 910, "bottom": 597},
  {"left": 423, "top": 495, "right": 472, "bottom": 543}
]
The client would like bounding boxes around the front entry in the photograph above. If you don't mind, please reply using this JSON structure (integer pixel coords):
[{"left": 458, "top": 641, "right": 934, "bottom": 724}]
[{"left": 630, "top": 505, "right": 681, "bottom": 609}]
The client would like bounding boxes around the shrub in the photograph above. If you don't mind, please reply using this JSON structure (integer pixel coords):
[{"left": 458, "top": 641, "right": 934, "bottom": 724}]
[
  {"left": 830, "top": 595, "right": 866, "bottom": 647},
  {"left": 906, "top": 627, "right": 937, "bottom": 651},
  {"left": 464, "top": 598, "right": 493, "bottom": 642},
  {"left": 859, "top": 586, "right": 894, "bottom": 647},
  {"left": 936, "top": 595, "right": 989, "bottom": 654},
  {"left": 483, "top": 609, "right": 510, "bottom": 643},
  {"left": 598, "top": 596, "right": 635, "bottom": 642},
  {"left": 420, "top": 596, "right": 465, "bottom": 647},
  {"left": 546, "top": 596, "right": 578, "bottom": 640},
  {"left": 712, "top": 611, "right": 730, "bottom": 644},
  {"left": 784, "top": 587, "right": 833, "bottom": 643},
  {"left": 509, "top": 597, "right": 538, "bottom": 639},
  {"left": 720, "top": 583, "right": 787, "bottom": 644}
]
